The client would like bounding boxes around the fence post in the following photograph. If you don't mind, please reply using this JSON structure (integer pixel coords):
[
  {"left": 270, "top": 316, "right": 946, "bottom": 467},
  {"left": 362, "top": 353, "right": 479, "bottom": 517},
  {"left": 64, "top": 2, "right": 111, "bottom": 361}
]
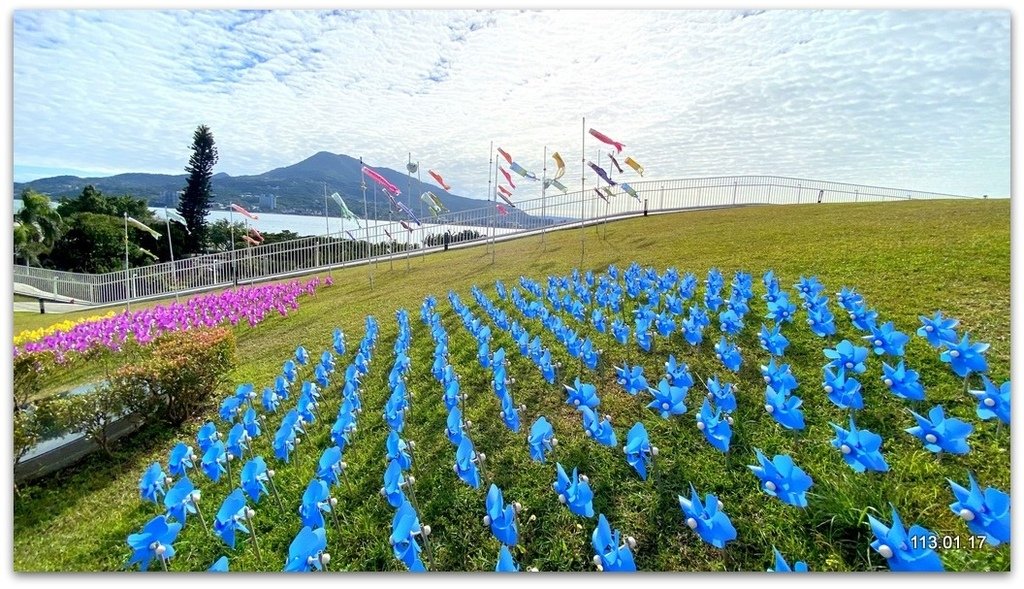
[
  {"left": 732, "top": 181, "right": 738, "bottom": 206},
  {"left": 855, "top": 189, "right": 859, "bottom": 203},
  {"left": 797, "top": 184, "right": 801, "bottom": 204},
  {"left": 659, "top": 186, "right": 665, "bottom": 210}
]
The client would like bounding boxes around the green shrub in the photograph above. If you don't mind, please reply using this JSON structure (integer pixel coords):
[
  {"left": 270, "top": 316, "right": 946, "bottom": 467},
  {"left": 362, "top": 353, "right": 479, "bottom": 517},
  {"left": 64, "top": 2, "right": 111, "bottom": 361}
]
[
  {"left": 112, "top": 327, "right": 236, "bottom": 425},
  {"left": 45, "top": 384, "right": 138, "bottom": 458}
]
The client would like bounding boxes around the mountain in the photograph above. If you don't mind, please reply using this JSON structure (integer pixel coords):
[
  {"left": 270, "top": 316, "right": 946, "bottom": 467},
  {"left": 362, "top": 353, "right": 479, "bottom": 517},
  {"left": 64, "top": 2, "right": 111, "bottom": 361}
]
[{"left": 13, "top": 151, "right": 495, "bottom": 221}]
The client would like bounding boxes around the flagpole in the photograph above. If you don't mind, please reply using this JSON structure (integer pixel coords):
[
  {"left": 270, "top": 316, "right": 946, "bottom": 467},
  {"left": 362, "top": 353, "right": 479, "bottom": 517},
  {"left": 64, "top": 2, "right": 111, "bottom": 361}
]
[
  {"left": 123, "top": 212, "right": 131, "bottom": 311},
  {"left": 541, "top": 145, "right": 547, "bottom": 248},
  {"left": 229, "top": 207, "right": 237, "bottom": 287},
  {"left": 163, "top": 208, "right": 180, "bottom": 303},
  {"left": 418, "top": 165, "right": 426, "bottom": 263},
  {"left": 360, "top": 157, "right": 373, "bottom": 290},
  {"left": 580, "top": 116, "right": 586, "bottom": 268},
  {"left": 594, "top": 148, "right": 601, "bottom": 235},
  {"left": 323, "top": 181, "right": 333, "bottom": 278},
  {"left": 406, "top": 153, "right": 412, "bottom": 271},
  {"left": 491, "top": 151, "right": 498, "bottom": 265},
  {"left": 486, "top": 142, "right": 493, "bottom": 261},
  {"left": 372, "top": 183, "right": 379, "bottom": 272}
]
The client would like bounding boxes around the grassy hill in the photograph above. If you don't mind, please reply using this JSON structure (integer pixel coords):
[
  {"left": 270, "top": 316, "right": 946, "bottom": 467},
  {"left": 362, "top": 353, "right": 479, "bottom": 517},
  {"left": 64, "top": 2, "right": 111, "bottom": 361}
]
[{"left": 12, "top": 199, "right": 1010, "bottom": 571}]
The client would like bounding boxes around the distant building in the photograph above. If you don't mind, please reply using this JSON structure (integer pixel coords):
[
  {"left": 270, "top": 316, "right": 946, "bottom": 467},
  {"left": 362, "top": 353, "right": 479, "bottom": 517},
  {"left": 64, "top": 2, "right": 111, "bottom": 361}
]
[{"left": 259, "top": 194, "right": 278, "bottom": 210}]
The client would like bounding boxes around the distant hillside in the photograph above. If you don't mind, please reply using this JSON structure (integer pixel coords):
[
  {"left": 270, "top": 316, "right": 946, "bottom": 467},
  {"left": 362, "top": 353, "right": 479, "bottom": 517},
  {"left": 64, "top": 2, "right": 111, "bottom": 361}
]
[{"left": 13, "top": 151, "right": 495, "bottom": 221}]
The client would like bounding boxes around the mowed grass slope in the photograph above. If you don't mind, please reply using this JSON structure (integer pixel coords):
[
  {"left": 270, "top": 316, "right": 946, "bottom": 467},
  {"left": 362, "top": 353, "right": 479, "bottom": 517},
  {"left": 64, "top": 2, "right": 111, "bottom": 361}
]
[{"left": 13, "top": 199, "right": 1010, "bottom": 571}]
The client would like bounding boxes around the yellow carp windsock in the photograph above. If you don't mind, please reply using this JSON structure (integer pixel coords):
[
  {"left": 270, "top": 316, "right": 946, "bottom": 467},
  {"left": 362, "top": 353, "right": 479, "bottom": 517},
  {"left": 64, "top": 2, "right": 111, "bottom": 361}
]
[
  {"left": 551, "top": 152, "right": 566, "bottom": 180},
  {"left": 624, "top": 156, "right": 644, "bottom": 177}
]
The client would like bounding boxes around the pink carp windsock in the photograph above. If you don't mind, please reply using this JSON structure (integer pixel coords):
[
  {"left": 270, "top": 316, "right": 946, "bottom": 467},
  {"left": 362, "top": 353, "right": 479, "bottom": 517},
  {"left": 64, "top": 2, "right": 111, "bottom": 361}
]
[
  {"left": 361, "top": 166, "right": 401, "bottom": 197},
  {"left": 428, "top": 169, "right": 451, "bottom": 191},
  {"left": 498, "top": 185, "right": 513, "bottom": 198},
  {"left": 621, "top": 182, "right": 640, "bottom": 200},
  {"left": 510, "top": 161, "right": 539, "bottom": 181},
  {"left": 551, "top": 151, "right": 566, "bottom": 180},
  {"left": 499, "top": 167, "right": 516, "bottom": 190},
  {"left": 497, "top": 147, "right": 513, "bottom": 165},
  {"left": 497, "top": 191, "right": 517, "bottom": 208},
  {"left": 608, "top": 153, "right": 624, "bottom": 174},
  {"left": 544, "top": 178, "right": 568, "bottom": 193},
  {"left": 624, "top": 156, "right": 644, "bottom": 176},
  {"left": 594, "top": 188, "right": 609, "bottom": 204},
  {"left": 588, "top": 128, "right": 624, "bottom": 153},
  {"left": 242, "top": 234, "right": 260, "bottom": 246},
  {"left": 497, "top": 203, "right": 509, "bottom": 216},
  {"left": 587, "top": 161, "right": 617, "bottom": 187},
  {"left": 249, "top": 227, "right": 264, "bottom": 243},
  {"left": 230, "top": 203, "right": 259, "bottom": 221}
]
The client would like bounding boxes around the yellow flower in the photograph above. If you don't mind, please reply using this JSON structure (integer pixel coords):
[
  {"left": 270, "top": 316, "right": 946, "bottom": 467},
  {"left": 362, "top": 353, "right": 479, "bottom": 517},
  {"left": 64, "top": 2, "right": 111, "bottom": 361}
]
[{"left": 13, "top": 311, "right": 117, "bottom": 346}]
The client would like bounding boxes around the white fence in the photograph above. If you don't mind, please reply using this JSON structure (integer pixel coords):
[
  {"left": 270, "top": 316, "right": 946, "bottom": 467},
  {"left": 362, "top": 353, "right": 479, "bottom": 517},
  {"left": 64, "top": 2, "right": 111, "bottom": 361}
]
[{"left": 12, "top": 174, "right": 978, "bottom": 305}]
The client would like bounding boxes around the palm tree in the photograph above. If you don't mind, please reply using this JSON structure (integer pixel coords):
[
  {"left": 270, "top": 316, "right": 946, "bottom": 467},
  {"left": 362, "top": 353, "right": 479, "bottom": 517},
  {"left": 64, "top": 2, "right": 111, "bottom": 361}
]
[{"left": 14, "top": 189, "right": 64, "bottom": 266}]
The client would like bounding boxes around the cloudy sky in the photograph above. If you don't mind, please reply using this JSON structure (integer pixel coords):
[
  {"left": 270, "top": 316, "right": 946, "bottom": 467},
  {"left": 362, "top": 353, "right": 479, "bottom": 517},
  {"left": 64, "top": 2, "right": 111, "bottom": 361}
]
[{"left": 12, "top": 9, "right": 1011, "bottom": 198}]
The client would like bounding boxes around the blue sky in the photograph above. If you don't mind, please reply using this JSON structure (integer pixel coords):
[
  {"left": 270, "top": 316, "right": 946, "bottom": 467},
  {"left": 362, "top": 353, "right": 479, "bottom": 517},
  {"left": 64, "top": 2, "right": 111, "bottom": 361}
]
[{"left": 12, "top": 8, "right": 1011, "bottom": 198}]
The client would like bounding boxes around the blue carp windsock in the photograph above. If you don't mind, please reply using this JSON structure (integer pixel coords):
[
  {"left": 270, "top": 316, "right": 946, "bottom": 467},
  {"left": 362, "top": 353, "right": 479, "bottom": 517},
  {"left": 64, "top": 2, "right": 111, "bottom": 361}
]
[
  {"left": 587, "top": 161, "right": 617, "bottom": 187},
  {"left": 621, "top": 183, "right": 640, "bottom": 200}
]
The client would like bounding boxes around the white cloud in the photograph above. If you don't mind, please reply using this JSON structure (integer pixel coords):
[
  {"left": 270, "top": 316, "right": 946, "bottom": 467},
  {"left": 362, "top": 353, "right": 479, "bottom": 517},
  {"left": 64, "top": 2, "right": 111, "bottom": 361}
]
[{"left": 13, "top": 9, "right": 1011, "bottom": 198}]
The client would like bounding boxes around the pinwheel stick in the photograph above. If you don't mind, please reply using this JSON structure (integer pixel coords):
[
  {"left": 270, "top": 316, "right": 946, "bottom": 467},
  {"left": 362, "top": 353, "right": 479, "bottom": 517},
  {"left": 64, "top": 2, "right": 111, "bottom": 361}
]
[
  {"left": 160, "top": 554, "right": 168, "bottom": 572},
  {"left": 245, "top": 509, "right": 263, "bottom": 562},
  {"left": 225, "top": 457, "right": 233, "bottom": 487},
  {"left": 330, "top": 498, "right": 343, "bottom": 535},
  {"left": 267, "top": 472, "right": 286, "bottom": 511},
  {"left": 192, "top": 496, "right": 211, "bottom": 536}
]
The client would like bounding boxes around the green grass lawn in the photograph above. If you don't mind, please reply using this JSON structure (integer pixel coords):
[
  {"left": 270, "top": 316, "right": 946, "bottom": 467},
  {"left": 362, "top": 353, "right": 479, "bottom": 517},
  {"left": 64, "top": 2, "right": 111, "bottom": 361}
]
[{"left": 13, "top": 199, "right": 1010, "bottom": 572}]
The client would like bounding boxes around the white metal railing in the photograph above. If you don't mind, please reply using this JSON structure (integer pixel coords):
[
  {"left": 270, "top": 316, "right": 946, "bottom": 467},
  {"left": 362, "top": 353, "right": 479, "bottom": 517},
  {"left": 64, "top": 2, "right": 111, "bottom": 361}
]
[{"left": 12, "top": 175, "right": 979, "bottom": 305}]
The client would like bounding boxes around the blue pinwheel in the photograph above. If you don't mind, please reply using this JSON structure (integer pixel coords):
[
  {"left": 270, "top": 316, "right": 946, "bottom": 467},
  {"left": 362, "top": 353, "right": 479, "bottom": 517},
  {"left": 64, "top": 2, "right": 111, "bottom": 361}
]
[
  {"left": 240, "top": 456, "right": 270, "bottom": 503},
  {"left": 383, "top": 391, "right": 406, "bottom": 432},
  {"left": 706, "top": 376, "right": 737, "bottom": 413},
  {"left": 881, "top": 360, "right": 926, "bottom": 402},
  {"left": 847, "top": 301, "right": 879, "bottom": 332},
  {"left": 282, "top": 359, "right": 298, "bottom": 383},
  {"left": 539, "top": 352, "right": 557, "bottom": 384},
  {"left": 612, "top": 319, "right": 630, "bottom": 345},
  {"left": 906, "top": 405, "right": 973, "bottom": 455},
  {"left": 299, "top": 479, "right": 333, "bottom": 529},
  {"left": 835, "top": 286, "right": 863, "bottom": 312},
  {"left": 201, "top": 441, "right": 227, "bottom": 483},
  {"left": 386, "top": 431, "right": 412, "bottom": 471},
  {"left": 714, "top": 336, "right": 742, "bottom": 373},
  {"left": 139, "top": 462, "right": 167, "bottom": 505},
  {"left": 196, "top": 421, "right": 220, "bottom": 454},
  {"left": 868, "top": 506, "right": 944, "bottom": 571},
  {"left": 917, "top": 311, "right": 958, "bottom": 348},
  {"left": 317, "top": 446, "right": 346, "bottom": 486},
  {"left": 969, "top": 375, "right": 1010, "bottom": 424},
  {"left": 823, "top": 339, "right": 869, "bottom": 374},
  {"left": 939, "top": 333, "right": 990, "bottom": 378},
  {"left": 455, "top": 436, "right": 482, "bottom": 489},
  {"left": 761, "top": 358, "right": 798, "bottom": 395},
  {"left": 213, "top": 488, "right": 250, "bottom": 549},
  {"left": 794, "top": 275, "right": 823, "bottom": 300},
  {"left": 553, "top": 463, "right": 594, "bottom": 518},
  {"left": 678, "top": 484, "right": 737, "bottom": 549},
  {"left": 226, "top": 423, "right": 249, "bottom": 460},
  {"left": 830, "top": 417, "right": 889, "bottom": 473},
  {"left": 528, "top": 416, "right": 556, "bottom": 462},
  {"left": 565, "top": 377, "right": 600, "bottom": 410},
  {"left": 495, "top": 545, "right": 519, "bottom": 572},
  {"left": 655, "top": 311, "right": 677, "bottom": 337},
  {"left": 697, "top": 398, "right": 733, "bottom": 452},
  {"left": 748, "top": 449, "right": 813, "bottom": 508},
  {"left": 634, "top": 320, "right": 653, "bottom": 352},
  {"left": 219, "top": 395, "right": 244, "bottom": 423},
  {"left": 759, "top": 323, "right": 789, "bottom": 356},
  {"left": 442, "top": 377, "right": 461, "bottom": 412},
  {"left": 664, "top": 354, "right": 693, "bottom": 389},
  {"left": 382, "top": 458, "right": 408, "bottom": 507},
  {"left": 484, "top": 484, "right": 520, "bottom": 546},
  {"left": 499, "top": 393, "right": 522, "bottom": 433},
  {"left": 274, "top": 374, "right": 290, "bottom": 400},
  {"left": 126, "top": 515, "right": 182, "bottom": 571},
  {"left": 615, "top": 363, "right": 648, "bottom": 396},
  {"left": 295, "top": 345, "right": 309, "bottom": 366},
  {"left": 681, "top": 316, "right": 703, "bottom": 346},
  {"left": 164, "top": 476, "right": 199, "bottom": 525},
  {"left": 445, "top": 406, "right": 465, "bottom": 447},
  {"left": 283, "top": 526, "right": 328, "bottom": 572},
  {"left": 718, "top": 309, "right": 743, "bottom": 336},
  {"left": 168, "top": 442, "right": 196, "bottom": 478},
  {"left": 647, "top": 377, "right": 687, "bottom": 419},
  {"left": 623, "top": 422, "right": 654, "bottom": 479},
  {"left": 314, "top": 364, "right": 330, "bottom": 388},
  {"left": 580, "top": 339, "right": 601, "bottom": 371},
  {"left": 241, "top": 407, "right": 262, "bottom": 440},
  {"left": 592, "top": 514, "right": 637, "bottom": 572},
  {"left": 822, "top": 367, "right": 864, "bottom": 411},
  {"left": 806, "top": 305, "right": 837, "bottom": 338},
  {"left": 948, "top": 473, "right": 1010, "bottom": 546},
  {"left": 764, "top": 387, "right": 805, "bottom": 431},
  {"left": 390, "top": 500, "right": 426, "bottom": 571},
  {"left": 580, "top": 406, "right": 617, "bottom": 447},
  {"left": 770, "top": 548, "right": 808, "bottom": 572},
  {"left": 208, "top": 556, "right": 229, "bottom": 572},
  {"left": 766, "top": 295, "right": 796, "bottom": 324},
  {"left": 864, "top": 321, "right": 910, "bottom": 357},
  {"left": 333, "top": 327, "right": 346, "bottom": 356}
]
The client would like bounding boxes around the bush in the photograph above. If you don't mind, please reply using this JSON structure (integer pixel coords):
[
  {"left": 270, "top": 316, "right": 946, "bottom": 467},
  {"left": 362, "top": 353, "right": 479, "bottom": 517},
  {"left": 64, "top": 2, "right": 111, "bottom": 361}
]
[
  {"left": 46, "top": 384, "right": 141, "bottom": 458},
  {"left": 13, "top": 410, "right": 41, "bottom": 468},
  {"left": 13, "top": 352, "right": 54, "bottom": 410},
  {"left": 112, "top": 327, "right": 236, "bottom": 425}
]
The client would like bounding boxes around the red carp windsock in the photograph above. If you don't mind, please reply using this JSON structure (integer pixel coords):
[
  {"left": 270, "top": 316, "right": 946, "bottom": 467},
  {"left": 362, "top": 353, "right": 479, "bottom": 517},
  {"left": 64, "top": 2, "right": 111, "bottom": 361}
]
[
  {"left": 588, "top": 128, "right": 625, "bottom": 153},
  {"left": 361, "top": 165, "right": 401, "bottom": 197}
]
